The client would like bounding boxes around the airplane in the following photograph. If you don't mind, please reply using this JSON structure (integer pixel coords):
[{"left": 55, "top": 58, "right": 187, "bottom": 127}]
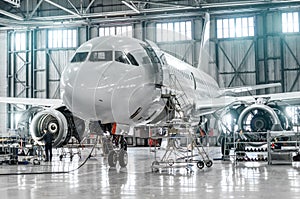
[{"left": 0, "top": 13, "right": 300, "bottom": 164}]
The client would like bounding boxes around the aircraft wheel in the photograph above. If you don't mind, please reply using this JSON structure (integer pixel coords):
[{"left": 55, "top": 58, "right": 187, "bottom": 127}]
[
  {"left": 108, "top": 150, "right": 118, "bottom": 167},
  {"left": 152, "top": 161, "right": 159, "bottom": 172},
  {"left": 168, "top": 159, "right": 175, "bottom": 166},
  {"left": 205, "top": 160, "right": 213, "bottom": 168},
  {"left": 33, "top": 159, "right": 40, "bottom": 165},
  {"left": 197, "top": 160, "right": 204, "bottom": 169},
  {"left": 119, "top": 149, "right": 128, "bottom": 168}
]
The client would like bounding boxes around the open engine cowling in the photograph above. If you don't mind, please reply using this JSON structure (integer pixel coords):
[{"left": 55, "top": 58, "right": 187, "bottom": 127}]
[
  {"left": 30, "top": 109, "right": 69, "bottom": 147},
  {"left": 237, "top": 104, "right": 282, "bottom": 132},
  {"left": 219, "top": 101, "right": 292, "bottom": 142},
  {"left": 30, "top": 107, "right": 86, "bottom": 148},
  {"left": 218, "top": 101, "right": 293, "bottom": 155}
]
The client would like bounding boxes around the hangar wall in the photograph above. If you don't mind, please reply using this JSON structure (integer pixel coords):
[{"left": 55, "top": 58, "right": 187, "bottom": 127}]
[{"left": 0, "top": 32, "right": 7, "bottom": 133}]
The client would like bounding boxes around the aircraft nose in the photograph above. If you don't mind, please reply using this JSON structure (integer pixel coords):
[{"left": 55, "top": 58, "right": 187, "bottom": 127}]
[{"left": 61, "top": 62, "right": 113, "bottom": 120}]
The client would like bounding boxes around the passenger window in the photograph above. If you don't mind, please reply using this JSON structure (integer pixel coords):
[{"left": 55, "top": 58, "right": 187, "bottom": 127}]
[
  {"left": 71, "top": 52, "right": 88, "bottom": 63},
  {"left": 115, "top": 51, "right": 130, "bottom": 64},
  {"left": 89, "top": 51, "right": 112, "bottom": 62}
]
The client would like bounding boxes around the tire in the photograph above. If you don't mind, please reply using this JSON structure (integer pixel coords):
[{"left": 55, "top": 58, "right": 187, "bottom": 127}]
[
  {"left": 33, "top": 159, "right": 40, "bottom": 165},
  {"left": 168, "top": 159, "right": 174, "bottom": 166},
  {"left": 197, "top": 160, "right": 204, "bottom": 169},
  {"left": 205, "top": 160, "right": 213, "bottom": 168},
  {"left": 119, "top": 149, "right": 128, "bottom": 167},
  {"left": 151, "top": 161, "right": 159, "bottom": 172},
  {"left": 108, "top": 150, "right": 118, "bottom": 167}
]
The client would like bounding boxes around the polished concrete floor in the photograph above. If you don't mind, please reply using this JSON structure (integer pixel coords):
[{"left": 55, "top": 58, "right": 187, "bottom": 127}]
[{"left": 0, "top": 146, "right": 300, "bottom": 199}]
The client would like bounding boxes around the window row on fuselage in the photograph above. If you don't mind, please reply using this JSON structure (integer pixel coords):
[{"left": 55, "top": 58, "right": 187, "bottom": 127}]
[
  {"left": 168, "top": 65, "right": 193, "bottom": 81},
  {"left": 194, "top": 76, "right": 219, "bottom": 90},
  {"left": 167, "top": 64, "right": 218, "bottom": 91}
]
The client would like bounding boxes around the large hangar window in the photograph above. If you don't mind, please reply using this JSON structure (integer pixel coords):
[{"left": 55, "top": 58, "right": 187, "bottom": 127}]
[
  {"left": 217, "top": 17, "right": 255, "bottom": 38},
  {"left": 282, "top": 12, "right": 299, "bottom": 33},
  {"left": 156, "top": 21, "right": 192, "bottom": 42},
  {"left": 48, "top": 29, "right": 77, "bottom": 48},
  {"left": 10, "top": 32, "right": 26, "bottom": 51},
  {"left": 99, "top": 25, "right": 133, "bottom": 37}
]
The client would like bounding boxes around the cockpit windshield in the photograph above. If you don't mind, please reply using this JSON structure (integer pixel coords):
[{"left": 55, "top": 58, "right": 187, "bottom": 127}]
[
  {"left": 89, "top": 51, "right": 113, "bottom": 62},
  {"left": 71, "top": 52, "right": 89, "bottom": 63}
]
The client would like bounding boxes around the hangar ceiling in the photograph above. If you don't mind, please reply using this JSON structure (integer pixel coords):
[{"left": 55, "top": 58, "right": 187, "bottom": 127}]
[{"left": 0, "top": 0, "right": 300, "bottom": 28}]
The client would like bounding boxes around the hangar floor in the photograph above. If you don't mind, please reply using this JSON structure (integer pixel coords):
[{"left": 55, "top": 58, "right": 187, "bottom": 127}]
[{"left": 0, "top": 146, "right": 300, "bottom": 199}]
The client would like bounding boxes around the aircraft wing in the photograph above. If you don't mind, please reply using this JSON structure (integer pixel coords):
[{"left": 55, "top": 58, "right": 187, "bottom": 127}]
[
  {"left": 0, "top": 97, "right": 63, "bottom": 107},
  {"left": 219, "top": 83, "right": 281, "bottom": 95},
  {"left": 196, "top": 91, "right": 300, "bottom": 111}
]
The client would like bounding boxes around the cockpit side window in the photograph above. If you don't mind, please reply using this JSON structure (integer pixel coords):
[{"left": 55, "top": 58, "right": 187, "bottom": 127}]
[
  {"left": 89, "top": 51, "right": 112, "bottom": 62},
  {"left": 71, "top": 52, "right": 89, "bottom": 63},
  {"left": 127, "top": 53, "right": 139, "bottom": 66},
  {"left": 115, "top": 51, "right": 130, "bottom": 65}
]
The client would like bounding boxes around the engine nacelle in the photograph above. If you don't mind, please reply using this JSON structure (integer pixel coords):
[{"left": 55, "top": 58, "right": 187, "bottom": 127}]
[
  {"left": 218, "top": 101, "right": 292, "bottom": 138},
  {"left": 237, "top": 104, "right": 283, "bottom": 132},
  {"left": 30, "top": 109, "right": 69, "bottom": 148}
]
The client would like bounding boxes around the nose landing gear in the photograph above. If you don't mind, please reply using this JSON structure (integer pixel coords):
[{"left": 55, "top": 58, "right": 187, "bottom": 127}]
[
  {"left": 107, "top": 134, "right": 128, "bottom": 167},
  {"left": 108, "top": 149, "right": 128, "bottom": 168}
]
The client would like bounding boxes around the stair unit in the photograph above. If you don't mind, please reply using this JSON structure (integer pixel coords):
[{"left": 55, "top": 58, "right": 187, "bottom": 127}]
[
  {"left": 161, "top": 73, "right": 193, "bottom": 121},
  {"left": 149, "top": 73, "right": 214, "bottom": 172},
  {"left": 224, "top": 130, "right": 300, "bottom": 165}
]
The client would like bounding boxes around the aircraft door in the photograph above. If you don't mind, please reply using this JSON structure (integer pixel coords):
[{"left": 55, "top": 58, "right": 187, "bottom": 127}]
[
  {"left": 191, "top": 72, "right": 197, "bottom": 90},
  {"left": 144, "top": 40, "right": 164, "bottom": 87}
]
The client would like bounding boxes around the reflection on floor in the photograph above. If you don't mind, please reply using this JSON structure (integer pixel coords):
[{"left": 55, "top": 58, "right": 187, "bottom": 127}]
[{"left": 0, "top": 147, "right": 300, "bottom": 199}]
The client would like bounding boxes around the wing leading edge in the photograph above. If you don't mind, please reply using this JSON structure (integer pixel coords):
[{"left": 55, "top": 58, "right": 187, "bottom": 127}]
[
  {"left": 0, "top": 97, "right": 63, "bottom": 107},
  {"left": 219, "top": 83, "right": 281, "bottom": 95},
  {"left": 196, "top": 91, "right": 300, "bottom": 111}
]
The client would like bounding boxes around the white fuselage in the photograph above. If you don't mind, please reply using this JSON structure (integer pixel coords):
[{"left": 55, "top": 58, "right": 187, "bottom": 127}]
[{"left": 60, "top": 36, "right": 220, "bottom": 125}]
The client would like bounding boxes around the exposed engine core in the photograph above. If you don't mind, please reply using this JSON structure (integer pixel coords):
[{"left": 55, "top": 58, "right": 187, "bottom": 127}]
[
  {"left": 29, "top": 107, "right": 85, "bottom": 148},
  {"left": 237, "top": 104, "right": 282, "bottom": 132},
  {"left": 218, "top": 100, "right": 293, "bottom": 155},
  {"left": 219, "top": 100, "right": 292, "bottom": 142}
]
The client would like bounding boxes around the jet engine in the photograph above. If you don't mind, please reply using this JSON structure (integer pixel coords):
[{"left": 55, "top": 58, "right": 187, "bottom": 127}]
[
  {"left": 218, "top": 100, "right": 293, "bottom": 156},
  {"left": 219, "top": 100, "right": 292, "bottom": 141},
  {"left": 26, "top": 106, "right": 85, "bottom": 148}
]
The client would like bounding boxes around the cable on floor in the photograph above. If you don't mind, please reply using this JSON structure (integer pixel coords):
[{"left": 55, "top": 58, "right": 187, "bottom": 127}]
[{"left": 0, "top": 135, "right": 100, "bottom": 176}]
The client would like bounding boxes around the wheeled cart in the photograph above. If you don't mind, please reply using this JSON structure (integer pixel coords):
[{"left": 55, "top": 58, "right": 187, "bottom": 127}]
[{"left": 150, "top": 127, "right": 213, "bottom": 173}]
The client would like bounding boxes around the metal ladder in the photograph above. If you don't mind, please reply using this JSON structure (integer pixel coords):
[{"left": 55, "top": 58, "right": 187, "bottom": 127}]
[{"left": 161, "top": 73, "right": 193, "bottom": 120}]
